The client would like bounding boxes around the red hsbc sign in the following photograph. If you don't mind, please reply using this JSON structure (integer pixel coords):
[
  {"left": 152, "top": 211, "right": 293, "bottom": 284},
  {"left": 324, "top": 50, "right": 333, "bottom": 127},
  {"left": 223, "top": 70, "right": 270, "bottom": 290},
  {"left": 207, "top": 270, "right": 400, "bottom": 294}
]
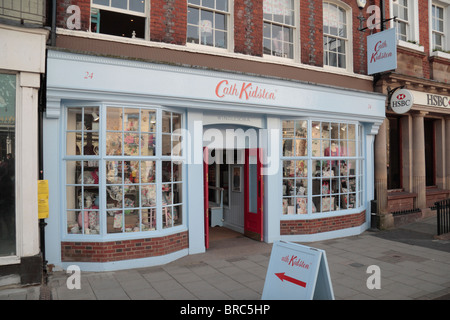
[{"left": 215, "top": 80, "right": 277, "bottom": 101}]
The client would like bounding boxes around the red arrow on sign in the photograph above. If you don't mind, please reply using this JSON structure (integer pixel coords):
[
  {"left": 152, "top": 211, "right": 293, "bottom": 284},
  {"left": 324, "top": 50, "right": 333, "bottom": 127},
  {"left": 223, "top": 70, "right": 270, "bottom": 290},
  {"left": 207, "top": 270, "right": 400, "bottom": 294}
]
[{"left": 275, "top": 272, "right": 307, "bottom": 288}]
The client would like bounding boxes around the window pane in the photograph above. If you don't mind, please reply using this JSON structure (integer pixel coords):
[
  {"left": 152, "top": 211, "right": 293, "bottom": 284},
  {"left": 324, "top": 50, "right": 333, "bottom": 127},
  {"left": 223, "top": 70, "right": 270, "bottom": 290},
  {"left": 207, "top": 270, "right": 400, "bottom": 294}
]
[
  {"left": 141, "top": 185, "right": 156, "bottom": 207},
  {"left": 111, "top": 0, "right": 127, "bottom": 10},
  {"left": 203, "top": 0, "right": 214, "bottom": 9},
  {"left": 130, "top": 0, "right": 145, "bottom": 12},
  {"left": 107, "top": 210, "right": 123, "bottom": 233},
  {"left": 162, "top": 134, "right": 171, "bottom": 156},
  {"left": 141, "top": 160, "right": 156, "bottom": 183},
  {"left": 106, "top": 132, "right": 122, "bottom": 155},
  {"left": 124, "top": 108, "right": 139, "bottom": 131},
  {"left": 141, "top": 208, "right": 156, "bottom": 231},
  {"left": 141, "top": 109, "right": 156, "bottom": 132},
  {"left": 93, "top": 0, "right": 109, "bottom": 5},
  {"left": 107, "top": 107, "right": 122, "bottom": 131},
  {"left": 106, "top": 161, "right": 123, "bottom": 184},
  {"left": 123, "top": 132, "right": 139, "bottom": 156},
  {"left": 187, "top": 25, "right": 200, "bottom": 44},
  {"left": 173, "top": 205, "right": 182, "bottom": 226}
]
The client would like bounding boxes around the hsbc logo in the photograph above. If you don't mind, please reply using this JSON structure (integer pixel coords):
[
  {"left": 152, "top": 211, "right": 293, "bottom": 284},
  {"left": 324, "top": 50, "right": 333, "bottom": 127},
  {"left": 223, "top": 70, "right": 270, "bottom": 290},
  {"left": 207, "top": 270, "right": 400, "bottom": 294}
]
[{"left": 390, "top": 89, "right": 413, "bottom": 114}]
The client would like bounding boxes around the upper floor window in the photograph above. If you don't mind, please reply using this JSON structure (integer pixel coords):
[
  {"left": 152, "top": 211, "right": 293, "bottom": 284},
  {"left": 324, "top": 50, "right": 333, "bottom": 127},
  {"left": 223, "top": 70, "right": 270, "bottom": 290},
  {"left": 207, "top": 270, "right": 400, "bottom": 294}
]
[
  {"left": 391, "top": 0, "right": 420, "bottom": 44},
  {"left": 432, "top": 3, "right": 448, "bottom": 52},
  {"left": 323, "top": 1, "right": 348, "bottom": 69},
  {"left": 91, "top": 0, "right": 148, "bottom": 39},
  {"left": 263, "top": 0, "right": 296, "bottom": 59},
  {"left": 187, "top": 0, "right": 230, "bottom": 49},
  {"left": 393, "top": 0, "right": 409, "bottom": 41}
]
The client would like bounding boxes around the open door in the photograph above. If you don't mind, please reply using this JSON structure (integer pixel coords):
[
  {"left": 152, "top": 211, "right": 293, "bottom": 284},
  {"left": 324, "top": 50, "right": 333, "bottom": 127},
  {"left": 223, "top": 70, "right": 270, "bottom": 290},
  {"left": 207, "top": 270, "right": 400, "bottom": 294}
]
[
  {"left": 203, "top": 147, "right": 209, "bottom": 249},
  {"left": 244, "top": 148, "right": 264, "bottom": 241}
]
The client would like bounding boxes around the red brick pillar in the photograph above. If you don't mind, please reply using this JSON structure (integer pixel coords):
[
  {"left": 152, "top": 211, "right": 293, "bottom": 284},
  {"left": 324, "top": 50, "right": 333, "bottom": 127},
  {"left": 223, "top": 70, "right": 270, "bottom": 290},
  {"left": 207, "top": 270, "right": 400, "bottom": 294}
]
[
  {"left": 234, "top": 0, "right": 263, "bottom": 56},
  {"left": 150, "top": 0, "right": 187, "bottom": 44}
]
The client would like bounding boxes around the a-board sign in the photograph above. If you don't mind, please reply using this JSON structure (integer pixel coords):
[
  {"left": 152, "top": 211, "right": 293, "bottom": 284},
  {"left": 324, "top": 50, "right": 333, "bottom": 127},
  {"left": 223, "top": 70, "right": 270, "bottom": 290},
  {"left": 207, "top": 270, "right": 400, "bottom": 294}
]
[{"left": 261, "top": 241, "right": 334, "bottom": 300}]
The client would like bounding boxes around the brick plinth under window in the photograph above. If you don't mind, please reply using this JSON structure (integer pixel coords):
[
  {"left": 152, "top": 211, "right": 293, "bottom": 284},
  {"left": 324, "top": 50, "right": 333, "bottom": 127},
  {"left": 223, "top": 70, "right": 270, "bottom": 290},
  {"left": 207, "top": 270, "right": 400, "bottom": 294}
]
[
  {"left": 61, "top": 231, "right": 188, "bottom": 262},
  {"left": 280, "top": 211, "right": 366, "bottom": 235}
]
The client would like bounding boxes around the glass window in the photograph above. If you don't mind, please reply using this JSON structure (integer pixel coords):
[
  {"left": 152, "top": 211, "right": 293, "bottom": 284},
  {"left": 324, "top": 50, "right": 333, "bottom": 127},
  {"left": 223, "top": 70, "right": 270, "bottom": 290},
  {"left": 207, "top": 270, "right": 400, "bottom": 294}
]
[
  {"left": 282, "top": 120, "right": 363, "bottom": 215},
  {"left": 432, "top": 4, "right": 445, "bottom": 51},
  {"left": 65, "top": 106, "right": 184, "bottom": 236},
  {"left": 187, "top": 0, "right": 230, "bottom": 49},
  {"left": 393, "top": 0, "right": 409, "bottom": 41},
  {"left": 91, "top": 0, "right": 147, "bottom": 38},
  {"left": 323, "top": 2, "right": 348, "bottom": 69},
  {"left": 0, "top": 73, "right": 16, "bottom": 256},
  {"left": 263, "top": 0, "right": 295, "bottom": 58}
]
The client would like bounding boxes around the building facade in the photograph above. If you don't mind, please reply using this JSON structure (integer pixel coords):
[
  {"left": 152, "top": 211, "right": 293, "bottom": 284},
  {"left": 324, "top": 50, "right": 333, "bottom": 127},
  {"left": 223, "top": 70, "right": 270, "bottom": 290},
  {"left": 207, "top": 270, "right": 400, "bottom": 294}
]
[
  {"left": 373, "top": 0, "right": 450, "bottom": 229},
  {"left": 0, "top": 1, "right": 49, "bottom": 286},
  {"left": 43, "top": 0, "right": 387, "bottom": 272}
]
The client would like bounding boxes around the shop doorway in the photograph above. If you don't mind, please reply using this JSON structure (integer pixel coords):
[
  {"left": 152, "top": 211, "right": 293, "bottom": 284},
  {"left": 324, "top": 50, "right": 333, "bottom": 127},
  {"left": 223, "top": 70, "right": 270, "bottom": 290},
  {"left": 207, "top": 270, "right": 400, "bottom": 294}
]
[
  {"left": 424, "top": 119, "right": 436, "bottom": 187},
  {"left": 203, "top": 148, "right": 263, "bottom": 249}
]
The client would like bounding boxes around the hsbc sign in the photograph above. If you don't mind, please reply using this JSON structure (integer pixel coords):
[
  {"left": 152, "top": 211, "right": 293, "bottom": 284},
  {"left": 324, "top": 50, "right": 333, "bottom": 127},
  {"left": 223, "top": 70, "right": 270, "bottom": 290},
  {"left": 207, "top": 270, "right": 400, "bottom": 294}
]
[{"left": 390, "top": 89, "right": 413, "bottom": 114}]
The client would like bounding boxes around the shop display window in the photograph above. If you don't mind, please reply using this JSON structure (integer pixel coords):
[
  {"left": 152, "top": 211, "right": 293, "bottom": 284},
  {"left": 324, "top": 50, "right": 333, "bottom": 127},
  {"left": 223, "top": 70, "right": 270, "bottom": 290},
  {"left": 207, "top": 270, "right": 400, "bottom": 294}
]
[
  {"left": 65, "top": 105, "right": 184, "bottom": 237},
  {"left": 282, "top": 120, "right": 363, "bottom": 215}
]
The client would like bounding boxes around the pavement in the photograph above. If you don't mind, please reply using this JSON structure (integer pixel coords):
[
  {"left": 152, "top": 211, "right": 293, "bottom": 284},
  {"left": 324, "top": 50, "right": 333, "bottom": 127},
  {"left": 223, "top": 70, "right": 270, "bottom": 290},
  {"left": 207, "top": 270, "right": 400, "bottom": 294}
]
[{"left": 1, "top": 215, "right": 450, "bottom": 301}]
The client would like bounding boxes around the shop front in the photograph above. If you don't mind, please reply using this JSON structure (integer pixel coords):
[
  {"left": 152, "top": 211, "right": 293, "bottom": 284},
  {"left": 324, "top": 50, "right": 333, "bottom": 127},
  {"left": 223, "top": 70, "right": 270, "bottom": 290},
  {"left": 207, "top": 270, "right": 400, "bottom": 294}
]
[
  {"left": 44, "top": 50, "right": 385, "bottom": 271},
  {"left": 0, "top": 24, "right": 48, "bottom": 286},
  {"left": 374, "top": 74, "right": 450, "bottom": 228}
]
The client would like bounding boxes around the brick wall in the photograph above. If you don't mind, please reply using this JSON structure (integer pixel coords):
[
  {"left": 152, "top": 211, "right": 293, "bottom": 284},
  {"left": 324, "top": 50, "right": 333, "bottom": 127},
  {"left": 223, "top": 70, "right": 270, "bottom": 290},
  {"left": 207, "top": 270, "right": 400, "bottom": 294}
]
[
  {"left": 280, "top": 211, "right": 366, "bottom": 235},
  {"left": 234, "top": 0, "right": 263, "bottom": 56},
  {"left": 61, "top": 231, "right": 188, "bottom": 262},
  {"left": 56, "top": 0, "right": 90, "bottom": 31},
  {"left": 150, "top": 0, "right": 186, "bottom": 44}
]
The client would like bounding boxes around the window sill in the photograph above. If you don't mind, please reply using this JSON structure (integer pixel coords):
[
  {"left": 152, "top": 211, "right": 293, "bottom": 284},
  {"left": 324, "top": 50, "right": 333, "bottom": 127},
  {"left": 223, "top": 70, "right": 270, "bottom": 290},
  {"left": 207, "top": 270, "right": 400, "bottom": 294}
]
[
  {"left": 281, "top": 207, "right": 363, "bottom": 220},
  {"left": 430, "top": 50, "right": 450, "bottom": 61},
  {"left": 397, "top": 40, "right": 424, "bottom": 53}
]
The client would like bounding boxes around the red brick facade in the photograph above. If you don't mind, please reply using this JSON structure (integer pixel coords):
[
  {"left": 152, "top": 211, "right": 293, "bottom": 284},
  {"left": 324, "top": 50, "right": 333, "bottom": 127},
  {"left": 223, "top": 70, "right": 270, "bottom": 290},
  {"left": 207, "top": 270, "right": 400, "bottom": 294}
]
[
  {"left": 280, "top": 211, "right": 366, "bottom": 235},
  {"left": 61, "top": 232, "right": 188, "bottom": 262}
]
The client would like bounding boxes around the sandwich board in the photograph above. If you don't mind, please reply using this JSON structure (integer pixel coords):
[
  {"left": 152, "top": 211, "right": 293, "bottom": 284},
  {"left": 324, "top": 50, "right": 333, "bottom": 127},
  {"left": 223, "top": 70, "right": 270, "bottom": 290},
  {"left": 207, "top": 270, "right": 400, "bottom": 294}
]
[{"left": 262, "top": 241, "right": 334, "bottom": 300}]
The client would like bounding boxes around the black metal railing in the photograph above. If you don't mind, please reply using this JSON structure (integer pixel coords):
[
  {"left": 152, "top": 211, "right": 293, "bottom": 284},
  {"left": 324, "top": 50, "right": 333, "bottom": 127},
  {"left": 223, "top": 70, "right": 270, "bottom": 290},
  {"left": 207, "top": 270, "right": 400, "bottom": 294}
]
[{"left": 435, "top": 198, "right": 450, "bottom": 236}]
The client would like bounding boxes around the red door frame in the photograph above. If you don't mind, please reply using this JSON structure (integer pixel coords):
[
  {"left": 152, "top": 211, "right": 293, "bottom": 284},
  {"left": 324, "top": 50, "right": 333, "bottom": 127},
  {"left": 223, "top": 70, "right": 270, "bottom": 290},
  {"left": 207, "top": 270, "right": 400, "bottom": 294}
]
[
  {"left": 244, "top": 148, "right": 264, "bottom": 241},
  {"left": 203, "top": 147, "right": 209, "bottom": 249}
]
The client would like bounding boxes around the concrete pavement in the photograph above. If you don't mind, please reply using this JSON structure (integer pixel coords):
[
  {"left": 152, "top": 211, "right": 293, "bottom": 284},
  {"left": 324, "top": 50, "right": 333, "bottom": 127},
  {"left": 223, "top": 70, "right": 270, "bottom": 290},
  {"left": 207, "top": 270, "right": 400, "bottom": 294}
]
[{"left": 1, "top": 215, "right": 449, "bottom": 301}]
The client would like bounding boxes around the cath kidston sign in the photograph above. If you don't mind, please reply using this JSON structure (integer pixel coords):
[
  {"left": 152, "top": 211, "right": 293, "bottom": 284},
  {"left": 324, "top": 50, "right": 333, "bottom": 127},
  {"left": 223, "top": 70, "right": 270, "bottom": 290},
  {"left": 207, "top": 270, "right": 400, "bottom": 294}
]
[
  {"left": 367, "top": 28, "right": 397, "bottom": 75},
  {"left": 262, "top": 241, "right": 334, "bottom": 300}
]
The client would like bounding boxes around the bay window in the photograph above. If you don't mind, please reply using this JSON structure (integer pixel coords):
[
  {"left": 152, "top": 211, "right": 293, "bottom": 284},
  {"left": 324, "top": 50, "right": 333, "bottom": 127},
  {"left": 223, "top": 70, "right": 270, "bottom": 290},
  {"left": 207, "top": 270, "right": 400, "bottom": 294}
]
[
  {"left": 282, "top": 120, "right": 364, "bottom": 215},
  {"left": 65, "top": 105, "right": 184, "bottom": 236}
]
